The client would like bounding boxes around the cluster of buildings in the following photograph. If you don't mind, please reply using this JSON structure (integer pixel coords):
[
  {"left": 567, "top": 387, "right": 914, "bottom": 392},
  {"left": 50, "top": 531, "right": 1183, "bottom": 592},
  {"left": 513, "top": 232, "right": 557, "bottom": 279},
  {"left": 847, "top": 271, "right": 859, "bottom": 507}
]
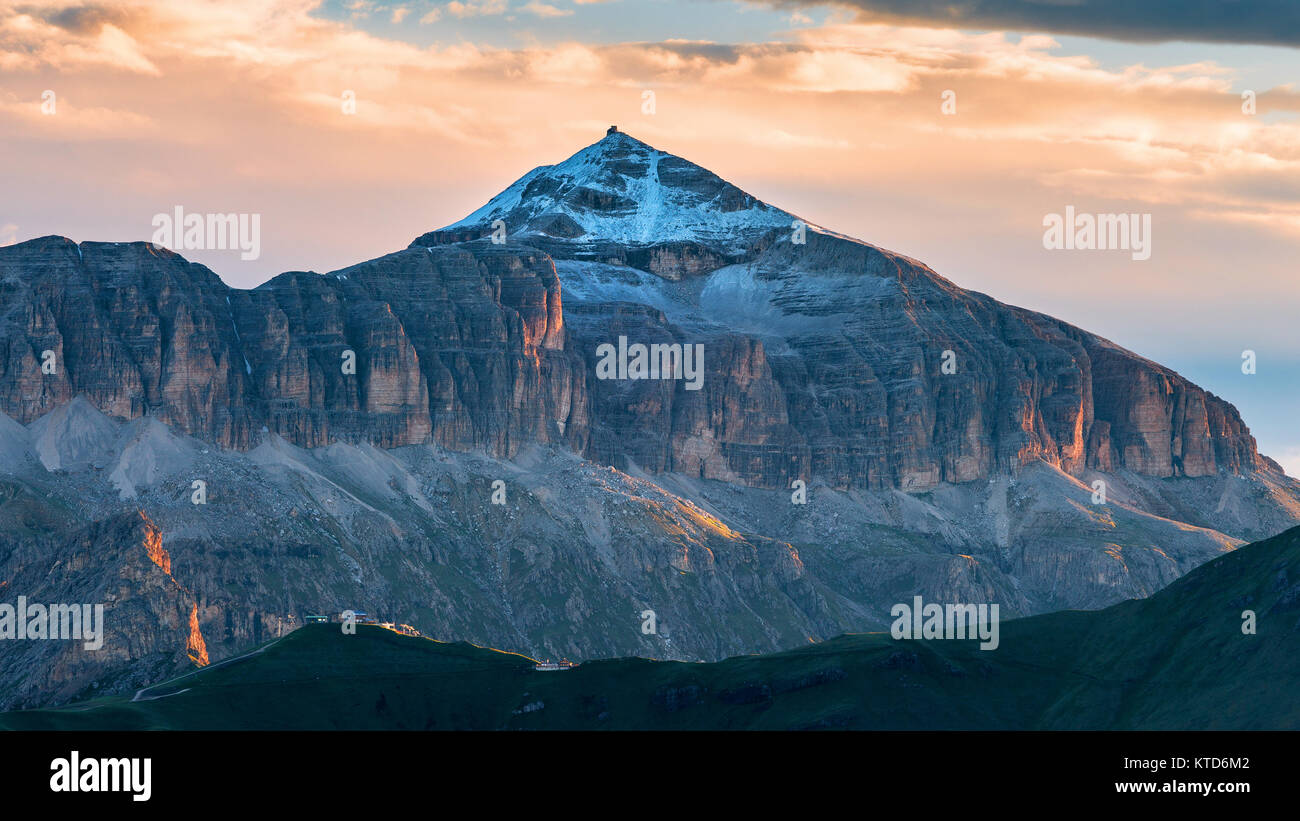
[
  {"left": 298, "top": 612, "right": 420, "bottom": 636},
  {"left": 534, "top": 660, "right": 578, "bottom": 672},
  {"left": 292, "top": 612, "right": 575, "bottom": 663}
]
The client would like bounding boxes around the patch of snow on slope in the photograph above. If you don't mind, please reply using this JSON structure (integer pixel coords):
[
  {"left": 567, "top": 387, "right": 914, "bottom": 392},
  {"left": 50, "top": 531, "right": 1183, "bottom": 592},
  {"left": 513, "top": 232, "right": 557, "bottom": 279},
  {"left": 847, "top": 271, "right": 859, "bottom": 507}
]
[
  {"left": 225, "top": 296, "right": 253, "bottom": 374},
  {"left": 443, "top": 133, "right": 792, "bottom": 253},
  {"left": 698, "top": 260, "right": 892, "bottom": 339},
  {"left": 556, "top": 260, "right": 680, "bottom": 310},
  {"left": 450, "top": 165, "right": 551, "bottom": 228}
]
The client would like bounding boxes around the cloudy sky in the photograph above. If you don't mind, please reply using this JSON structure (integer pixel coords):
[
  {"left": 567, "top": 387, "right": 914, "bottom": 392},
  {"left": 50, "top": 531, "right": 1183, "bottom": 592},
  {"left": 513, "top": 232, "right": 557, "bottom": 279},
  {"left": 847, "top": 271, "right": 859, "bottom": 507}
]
[{"left": 2, "top": 0, "right": 1298, "bottom": 473}]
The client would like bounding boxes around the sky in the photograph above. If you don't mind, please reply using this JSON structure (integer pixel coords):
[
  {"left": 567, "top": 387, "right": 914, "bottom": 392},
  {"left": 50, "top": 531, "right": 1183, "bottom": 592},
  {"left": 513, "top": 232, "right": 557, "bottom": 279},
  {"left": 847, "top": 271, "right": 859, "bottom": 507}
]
[{"left": 1, "top": 0, "right": 1298, "bottom": 474}]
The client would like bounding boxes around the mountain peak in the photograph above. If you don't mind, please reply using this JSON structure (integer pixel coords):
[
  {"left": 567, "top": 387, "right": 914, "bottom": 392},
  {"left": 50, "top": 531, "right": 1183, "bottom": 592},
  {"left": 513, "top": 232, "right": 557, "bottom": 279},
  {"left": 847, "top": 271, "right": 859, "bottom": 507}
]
[{"left": 417, "top": 130, "right": 792, "bottom": 257}]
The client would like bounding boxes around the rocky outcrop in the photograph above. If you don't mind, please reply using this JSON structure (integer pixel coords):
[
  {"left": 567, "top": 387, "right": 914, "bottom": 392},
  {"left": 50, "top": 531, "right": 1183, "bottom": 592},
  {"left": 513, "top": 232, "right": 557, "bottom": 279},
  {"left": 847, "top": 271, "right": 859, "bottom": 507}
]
[
  {"left": 0, "top": 511, "right": 206, "bottom": 710},
  {"left": 556, "top": 229, "right": 1265, "bottom": 492},
  {"left": 0, "top": 237, "right": 587, "bottom": 456}
]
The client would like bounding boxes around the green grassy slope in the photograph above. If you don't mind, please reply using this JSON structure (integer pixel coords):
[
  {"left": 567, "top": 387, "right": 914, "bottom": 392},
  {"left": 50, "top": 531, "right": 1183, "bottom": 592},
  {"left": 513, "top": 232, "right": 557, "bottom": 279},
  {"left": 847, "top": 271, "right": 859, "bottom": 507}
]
[{"left": 5, "top": 526, "right": 1298, "bottom": 731}]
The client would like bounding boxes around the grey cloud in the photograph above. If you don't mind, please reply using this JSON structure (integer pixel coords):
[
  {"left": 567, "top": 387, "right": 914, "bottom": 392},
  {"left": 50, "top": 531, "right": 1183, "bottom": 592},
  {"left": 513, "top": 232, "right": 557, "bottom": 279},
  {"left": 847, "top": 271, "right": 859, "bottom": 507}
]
[
  {"left": 758, "top": 0, "right": 1300, "bottom": 47},
  {"left": 19, "top": 4, "right": 141, "bottom": 35}
]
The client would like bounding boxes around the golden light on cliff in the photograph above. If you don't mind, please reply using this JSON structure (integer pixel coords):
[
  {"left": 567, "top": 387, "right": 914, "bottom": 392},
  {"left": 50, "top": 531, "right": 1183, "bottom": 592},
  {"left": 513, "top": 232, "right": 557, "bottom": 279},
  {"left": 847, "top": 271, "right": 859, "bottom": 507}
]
[
  {"left": 187, "top": 604, "right": 210, "bottom": 667},
  {"left": 139, "top": 510, "right": 210, "bottom": 667},
  {"left": 138, "top": 511, "right": 171, "bottom": 575}
]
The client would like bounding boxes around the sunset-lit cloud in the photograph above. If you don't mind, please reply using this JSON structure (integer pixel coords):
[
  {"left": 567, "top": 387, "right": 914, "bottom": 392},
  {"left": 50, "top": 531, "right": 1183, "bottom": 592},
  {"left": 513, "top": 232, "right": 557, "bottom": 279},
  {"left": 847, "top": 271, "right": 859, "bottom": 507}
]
[
  {"left": 3, "top": 5, "right": 1296, "bottom": 249},
  {"left": 522, "top": 1, "right": 573, "bottom": 17}
]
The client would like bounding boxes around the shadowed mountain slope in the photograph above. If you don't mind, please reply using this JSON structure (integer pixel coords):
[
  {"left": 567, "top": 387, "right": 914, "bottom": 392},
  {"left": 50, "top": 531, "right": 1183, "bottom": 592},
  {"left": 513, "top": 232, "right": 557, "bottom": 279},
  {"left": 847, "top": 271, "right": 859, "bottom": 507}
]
[{"left": 5, "top": 524, "right": 1296, "bottom": 731}]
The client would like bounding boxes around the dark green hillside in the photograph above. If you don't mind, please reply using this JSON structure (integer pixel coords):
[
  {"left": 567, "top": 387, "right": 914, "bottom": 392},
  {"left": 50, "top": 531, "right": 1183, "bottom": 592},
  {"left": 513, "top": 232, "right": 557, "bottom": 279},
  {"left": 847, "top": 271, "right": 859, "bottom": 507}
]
[{"left": 5, "top": 526, "right": 1297, "bottom": 731}]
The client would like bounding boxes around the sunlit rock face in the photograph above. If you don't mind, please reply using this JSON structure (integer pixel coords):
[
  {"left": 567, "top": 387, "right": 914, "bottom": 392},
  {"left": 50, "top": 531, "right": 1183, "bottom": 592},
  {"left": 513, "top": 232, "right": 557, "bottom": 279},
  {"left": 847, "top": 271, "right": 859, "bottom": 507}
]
[
  {"left": 0, "top": 237, "right": 587, "bottom": 457},
  {"left": 0, "top": 511, "right": 208, "bottom": 711}
]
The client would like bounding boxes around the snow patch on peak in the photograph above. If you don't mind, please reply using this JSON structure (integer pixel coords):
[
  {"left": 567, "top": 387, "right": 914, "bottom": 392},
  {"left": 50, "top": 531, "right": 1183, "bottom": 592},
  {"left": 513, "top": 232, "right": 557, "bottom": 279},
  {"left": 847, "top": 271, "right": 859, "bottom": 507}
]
[{"left": 440, "top": 131, "right": 793, "bottom": 254}]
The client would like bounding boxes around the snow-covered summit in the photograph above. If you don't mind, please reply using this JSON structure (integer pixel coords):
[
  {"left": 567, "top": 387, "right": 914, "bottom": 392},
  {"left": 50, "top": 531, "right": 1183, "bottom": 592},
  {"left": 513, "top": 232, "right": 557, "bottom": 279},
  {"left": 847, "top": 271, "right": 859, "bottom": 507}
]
[{"left": 431, "top": 130, "right": 795, "bottom": 257}]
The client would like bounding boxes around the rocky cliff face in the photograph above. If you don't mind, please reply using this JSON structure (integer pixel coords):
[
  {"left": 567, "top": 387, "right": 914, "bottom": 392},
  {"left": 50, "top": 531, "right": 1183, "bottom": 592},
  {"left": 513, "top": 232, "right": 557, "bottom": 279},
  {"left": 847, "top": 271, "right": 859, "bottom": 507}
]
[
  {"left": 0, "top": 510, "right": 207, "bottom": 710},
  {"left": 1, "top": 129, "right": 1297, "bottom": 711},
  {"left": 425, "top": 131, "right": 1267, "bottom": 491},
  {"left": 0, "top": 238, "right": 585, "bottom": 455},
  {"left": 0, "top": 131, "right": 1268, "bottom": 494}
]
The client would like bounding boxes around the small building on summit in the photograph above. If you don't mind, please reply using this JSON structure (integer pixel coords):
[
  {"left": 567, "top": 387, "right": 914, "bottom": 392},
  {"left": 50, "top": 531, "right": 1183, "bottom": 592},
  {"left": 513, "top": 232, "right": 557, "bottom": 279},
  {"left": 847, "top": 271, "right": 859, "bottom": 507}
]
[{"left": 607, "top": 125, "right": 618, "bottom": 135}]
